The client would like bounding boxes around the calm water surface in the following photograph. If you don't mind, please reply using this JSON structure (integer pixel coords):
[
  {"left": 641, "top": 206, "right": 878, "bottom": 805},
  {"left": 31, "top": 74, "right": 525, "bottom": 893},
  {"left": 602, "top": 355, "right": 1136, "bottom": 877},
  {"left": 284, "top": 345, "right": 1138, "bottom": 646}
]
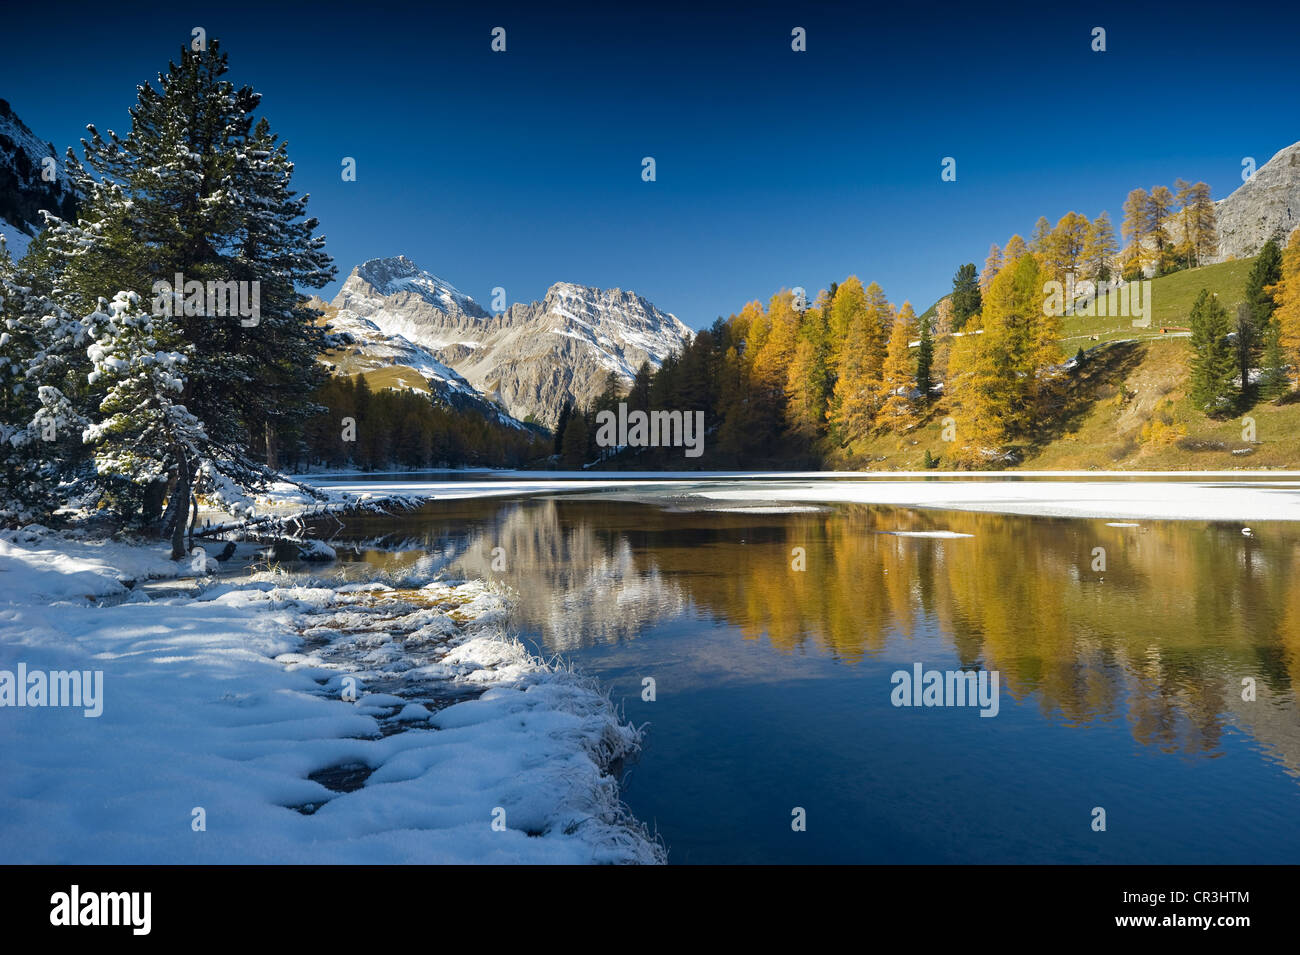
[{"left": 313, "top": 484, "right": 1300, "bottom": 864}]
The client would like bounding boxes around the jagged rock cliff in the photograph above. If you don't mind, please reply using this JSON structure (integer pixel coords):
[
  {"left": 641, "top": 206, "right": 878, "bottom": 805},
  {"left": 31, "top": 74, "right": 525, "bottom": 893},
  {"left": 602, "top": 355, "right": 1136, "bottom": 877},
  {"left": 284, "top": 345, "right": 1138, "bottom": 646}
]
[{"left": 1213, "top": 141, "right": 1300, "bottom": 261}]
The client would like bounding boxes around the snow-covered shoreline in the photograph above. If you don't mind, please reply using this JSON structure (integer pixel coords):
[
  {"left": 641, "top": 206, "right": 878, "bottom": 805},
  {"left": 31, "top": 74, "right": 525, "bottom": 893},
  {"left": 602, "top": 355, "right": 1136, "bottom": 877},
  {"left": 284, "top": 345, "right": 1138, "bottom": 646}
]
[{"left": 0, "top": 527, "right": 662, "bottom": 864}]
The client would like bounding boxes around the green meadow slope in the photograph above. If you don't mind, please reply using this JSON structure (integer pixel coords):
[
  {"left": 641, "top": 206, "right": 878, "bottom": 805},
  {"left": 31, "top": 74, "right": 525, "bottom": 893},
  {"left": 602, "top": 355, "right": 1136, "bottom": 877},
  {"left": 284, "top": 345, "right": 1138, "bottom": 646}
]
[
  {"left": 868, "top": 257, "right": 1300, "bottom": 470},
  {"left": 1057, "top": 258, "right": 1256, "bottom": 353}
]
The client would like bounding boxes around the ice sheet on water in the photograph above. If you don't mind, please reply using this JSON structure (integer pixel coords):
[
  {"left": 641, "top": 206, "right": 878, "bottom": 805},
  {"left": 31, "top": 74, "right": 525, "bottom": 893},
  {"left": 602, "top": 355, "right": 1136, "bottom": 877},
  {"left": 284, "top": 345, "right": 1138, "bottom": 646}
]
[{"left": 877, "top": 530, "right": 975, "bottom": 539}]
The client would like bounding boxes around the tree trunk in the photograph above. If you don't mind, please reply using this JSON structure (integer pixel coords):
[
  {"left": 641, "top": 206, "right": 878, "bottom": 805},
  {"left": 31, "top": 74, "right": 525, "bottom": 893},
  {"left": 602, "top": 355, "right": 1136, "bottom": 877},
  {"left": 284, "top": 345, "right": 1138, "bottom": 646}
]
[
  {"left": 265, "top": 420, "right": 277, "bottom": 469},
  {"left": 158, "top": 471, "right": 181, "bottom": 542},
  {"left": 170, "top": 456, "right": 191, "bottom": 561},
  {"left": 142, "top": 478, "right": 168, "bottom": 528},
  {"left": 187, "top": 488, "right": 199, "bottom": 555}
]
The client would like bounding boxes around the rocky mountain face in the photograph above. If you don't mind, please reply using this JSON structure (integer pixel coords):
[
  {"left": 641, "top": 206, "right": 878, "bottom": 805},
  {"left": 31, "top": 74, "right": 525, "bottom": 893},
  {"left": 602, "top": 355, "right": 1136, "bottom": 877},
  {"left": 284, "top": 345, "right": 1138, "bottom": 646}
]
[
  {"left": 0, "top": 99, "right": 74, "bottom": 261},
  {"left": 1212, "top": 140, "right": 1300, "bottom": 262},
  {"left": 307, "top": 294, "right": 529, "bottom": 431},
  {"left": 328, "top": 256, "right": 692, "bottom": 426}
]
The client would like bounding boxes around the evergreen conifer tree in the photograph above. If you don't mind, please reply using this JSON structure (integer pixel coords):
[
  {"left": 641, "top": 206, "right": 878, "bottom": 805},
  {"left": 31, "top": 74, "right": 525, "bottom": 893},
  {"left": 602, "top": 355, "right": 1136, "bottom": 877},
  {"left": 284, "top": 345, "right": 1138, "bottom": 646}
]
[
  {"left": 82, "top": 292, "right": 208, "bottom": 557},
  {"left": 39, "top": 39, "right": 334, "bottom": 470},
  {"left": 950, "top": 264, "right": 981, "bottom": 331},
  {"left": 1187, "top": 290, "right": 1237, "bottom": 414}
]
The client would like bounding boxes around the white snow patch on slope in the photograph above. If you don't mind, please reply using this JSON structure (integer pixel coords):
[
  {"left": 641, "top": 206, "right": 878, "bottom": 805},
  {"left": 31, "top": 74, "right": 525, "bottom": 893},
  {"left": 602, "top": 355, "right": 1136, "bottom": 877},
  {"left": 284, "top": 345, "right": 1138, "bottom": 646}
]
[
  {"left": 0, "top": 526, "right": 179, "bottom": 600},
  {"left": 0, "top": 217, "right": 32, "bottom": 261},
  {"left": 328, "top": 309, "right": 476, "bottom": 393}
]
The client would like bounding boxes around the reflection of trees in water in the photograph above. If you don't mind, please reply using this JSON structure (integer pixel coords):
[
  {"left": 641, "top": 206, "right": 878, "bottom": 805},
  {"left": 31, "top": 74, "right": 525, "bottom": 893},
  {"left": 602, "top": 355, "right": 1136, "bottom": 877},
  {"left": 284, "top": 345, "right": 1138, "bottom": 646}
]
[
  {"left": 670, "top": 503, "right": 1300, "bottom": 762},
  {"left": 332, "top": 497, "right": 1300, "bottom": 764},
  {"left": 532, "top": 501, "right": 1299, "bottom": 762}
]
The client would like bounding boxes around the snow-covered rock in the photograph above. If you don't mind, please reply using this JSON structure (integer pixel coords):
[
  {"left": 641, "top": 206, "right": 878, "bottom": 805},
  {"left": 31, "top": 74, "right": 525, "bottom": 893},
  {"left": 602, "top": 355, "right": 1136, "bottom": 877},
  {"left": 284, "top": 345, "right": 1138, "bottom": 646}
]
[
  {"left": 0, "top": 98, "right": 74, "bottom": 260},
  {"left": 0, "top": 216, "right": 31, "bottom": 261},
  {"left": 311, "top": 291, "right": 531, "bottom": 431},
  {"left": 296, "top": 539, "right": 337, "bottom": 562},
  {"left": 338, "top": 254, "right": 488, "bottom": 318}
]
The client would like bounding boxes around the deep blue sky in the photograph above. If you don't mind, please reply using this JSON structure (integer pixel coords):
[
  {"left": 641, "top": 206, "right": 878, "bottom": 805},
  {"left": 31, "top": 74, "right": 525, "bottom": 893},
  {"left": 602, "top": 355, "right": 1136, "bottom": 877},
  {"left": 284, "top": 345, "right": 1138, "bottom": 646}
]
[{"left": 3, "top": 0, "right": 1298, "bottom": 328}]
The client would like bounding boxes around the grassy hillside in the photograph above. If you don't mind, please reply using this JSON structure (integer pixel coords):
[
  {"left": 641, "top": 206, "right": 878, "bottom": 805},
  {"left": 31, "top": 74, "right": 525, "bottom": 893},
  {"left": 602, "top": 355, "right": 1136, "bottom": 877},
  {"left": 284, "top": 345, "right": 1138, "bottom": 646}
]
[
  {"left": 355, "top": 365, "right": 432, "bottom": 394},
  {"left": 320, "top": 345, "right": 433, "bottom": 393},
  {"left": 853, "top": 337, "right": 1300, "bottom": 470},
  {"left": 1058, "top": 257, "right": 1256, "bottom": 355},
  {"left": 851, "top": 254, "right": 1296, "bottom": 471},
  {"left": 917, "top": 257, "right": 1256, "bottom": 348}
]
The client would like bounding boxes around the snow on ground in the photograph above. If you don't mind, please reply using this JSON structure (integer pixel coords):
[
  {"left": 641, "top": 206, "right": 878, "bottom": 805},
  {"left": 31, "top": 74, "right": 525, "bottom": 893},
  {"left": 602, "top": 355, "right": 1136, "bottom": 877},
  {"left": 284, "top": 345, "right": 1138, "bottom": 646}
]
[
  {"left": 0, "top": 532, "right": 662, "bottom": 864},
  {"left": 299, "top": 466, "right": 503, "bottom": 478},
  {"left": 0, "top": 525, "right": 180, "bottom": 600},
  {"left": 703, "top": 505, "right": 830, "bottom": 514}
]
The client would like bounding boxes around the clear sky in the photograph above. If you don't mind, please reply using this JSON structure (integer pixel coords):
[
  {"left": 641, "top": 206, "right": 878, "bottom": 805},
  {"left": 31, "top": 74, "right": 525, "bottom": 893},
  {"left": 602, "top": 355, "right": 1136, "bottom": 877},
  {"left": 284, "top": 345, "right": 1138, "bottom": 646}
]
[{"left": 3, "top": 0, "right": 1298, "bottom": 328}]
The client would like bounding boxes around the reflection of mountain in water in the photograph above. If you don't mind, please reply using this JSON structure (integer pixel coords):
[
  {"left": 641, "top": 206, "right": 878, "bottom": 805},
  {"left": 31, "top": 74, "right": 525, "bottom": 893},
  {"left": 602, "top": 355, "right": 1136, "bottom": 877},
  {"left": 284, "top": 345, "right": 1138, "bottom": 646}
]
[
  {"left": 324, "top": 498, "right": 690, "bottom": 648},
  {"left": 449, "top": 500, "right": 689, "bottom": 650},
  {"left": 323, "top": 495, "right": 1300, "bottom": 770}
]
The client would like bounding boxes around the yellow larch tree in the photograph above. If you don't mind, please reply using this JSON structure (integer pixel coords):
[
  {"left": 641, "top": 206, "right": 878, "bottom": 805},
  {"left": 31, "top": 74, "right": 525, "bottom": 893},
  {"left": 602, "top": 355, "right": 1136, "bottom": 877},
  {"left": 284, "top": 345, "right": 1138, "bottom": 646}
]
[
  {"left": 829, "top": 281, "right": 891, "bottom": 448},
  {"left": 877, "top": 302, "right": 919, "bottom": 433},
  {"left": 980, "top": 243, "right": 1003, "bottom": 292},
  {"left": 1273, "top": 227, "right": 1300, "bottom": 387},
  {"left": 945, "top": 311, "right": 1005, "bottom": 467},
  {"left": 753, "top": 289, "right": 800, "bottom": 393},
  {"left": 1003, "top": 234, "right": 1028, "bottom": 263},
  {"left": 827, "top": 275, "right": 866, "bottom": 370}
]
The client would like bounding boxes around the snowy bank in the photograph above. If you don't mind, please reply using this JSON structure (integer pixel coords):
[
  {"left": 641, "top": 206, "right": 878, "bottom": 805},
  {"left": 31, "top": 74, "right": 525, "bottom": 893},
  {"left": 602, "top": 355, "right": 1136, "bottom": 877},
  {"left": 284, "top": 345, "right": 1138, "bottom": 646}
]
[
  {"left": 0, "top": 533, "right": 662, "bottom": 864},
  {"left": 0, "top": 525, "right": 180, "bottom": 600}
]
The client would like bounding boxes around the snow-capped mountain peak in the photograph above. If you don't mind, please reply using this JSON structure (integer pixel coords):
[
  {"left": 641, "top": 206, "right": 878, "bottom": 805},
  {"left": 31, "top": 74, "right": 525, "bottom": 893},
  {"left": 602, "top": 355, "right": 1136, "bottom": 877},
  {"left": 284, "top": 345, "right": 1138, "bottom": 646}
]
[
  {"left": 541, "top": 282, "right": 692, "bottom": 372},
  {"left": 348, "top": 255, "right": 489, "bottom": 317},
  {"left": 329, "top": 259, "right": 693, "bottom": 425}
]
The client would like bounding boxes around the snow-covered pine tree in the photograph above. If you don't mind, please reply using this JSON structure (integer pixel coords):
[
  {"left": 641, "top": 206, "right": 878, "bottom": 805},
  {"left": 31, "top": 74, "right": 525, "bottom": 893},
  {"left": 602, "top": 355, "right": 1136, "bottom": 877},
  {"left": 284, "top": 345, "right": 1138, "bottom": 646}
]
[
  {"left": 0, "top": 240, "right": 97, "bottom": 521},
  {"left": 82, "top": 291, "right": 208, "bottom": 558},
  {"left": 39, "top": 39, "right": 334, "bottom": 469}
]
